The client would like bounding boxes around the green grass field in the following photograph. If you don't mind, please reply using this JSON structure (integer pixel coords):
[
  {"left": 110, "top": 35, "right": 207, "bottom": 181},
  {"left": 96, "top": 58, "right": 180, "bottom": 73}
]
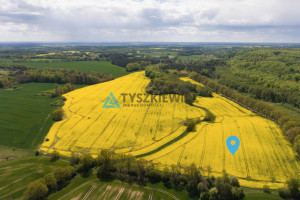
[
  {"left": 267, "top": 102, "right": 300, "bottom": 122},
  {"left": 0, "top": 83, "right": 87, "bottom": 151},
  {"left": 0, "top": 145, "right": 32, "bottom": 162},
  {"left": 19, "top": 61, "right": 129, "bottom": 77},
  {"left": 141, "top": 52, "right": 177, "bottom": 57},
  {"left": 177, "top": 55, "right": 215, "bottom": 61},
  {"left": 242, "top": 187, "right": 282, "bottom": 200},
  {"left": 0, "top": 58, "right": 12, "bottom": 63},
  {"left": 48, "top": 175, "right": 191, "bottom": 200},
  {"left": 0, "top": 157, "right": 68, "bottom": 199},
  {"left": 0, "top": 83, "right": 60, "bottom": 150},
  {"left": 245, "top": 193, "right": 283, "bottom": 200}
]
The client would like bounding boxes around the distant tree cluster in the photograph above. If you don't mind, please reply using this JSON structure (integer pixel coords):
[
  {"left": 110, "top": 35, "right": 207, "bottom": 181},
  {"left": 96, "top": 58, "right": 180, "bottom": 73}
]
[
  {"left": 125, "top": 61, "right": 151, "bottom": 72},
  {"left": 109, "top": 53, "right": 160, "bottom": 68},
  {"left": 145, "top": 66, "right": 197, "bottom": 94},
  {"left": 145, "top": 66, "right": 212, "bottom": 106},
  {"left": 0, "top": 76, "right": 13, "bottom": 88},
  {"left": 159, "top": 59, "right": 223, "bottom": 77},
  {"left": 16, "top": 68, "right": 113, "bottom": 85},
  {"left": 0, "top": 63, "right": 114, "bottom": 87}
]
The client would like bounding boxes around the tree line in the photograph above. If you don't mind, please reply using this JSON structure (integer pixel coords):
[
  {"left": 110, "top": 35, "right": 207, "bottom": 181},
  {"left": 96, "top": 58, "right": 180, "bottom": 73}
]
[
  {"left": 109, "top": 53, "right": 161, "bottom": 68},
  {"left": 70, "top": 150, "right": 246, "bottom": 199},
  {"left": 25, "top": 148, "right": 299, "bottom": 200},
  {"left": 0, "top": 63, "right": 114, "bottom": 88},
  {"left": 159, "top": 59, "right": 224, "bottom": 77},
  {"left": 190, "top": 72, "right": 300, "bottom": 156},
  {"left": 23, "top": 165, "right": 76, "bottom": 200}
]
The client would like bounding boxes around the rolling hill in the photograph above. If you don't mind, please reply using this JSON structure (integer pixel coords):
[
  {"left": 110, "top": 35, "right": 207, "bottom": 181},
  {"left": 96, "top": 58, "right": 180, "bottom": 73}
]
[{"left": 40, "top": 71, "right": 300, "bottom": 189}]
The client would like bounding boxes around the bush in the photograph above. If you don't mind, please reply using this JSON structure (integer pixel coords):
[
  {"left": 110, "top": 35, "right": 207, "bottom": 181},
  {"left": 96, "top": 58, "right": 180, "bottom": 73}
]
[
  {"left": 35, "top": 151, "right": 40, "bottom": 156},
  {"left": 231, "top": 187, "right": 245, "bottom": 200},
  {"left": 199, "top": 192, "right": 210, "bottom": 200},
  {"left": 51, "top": 151, "right": 60, "bottom": 162},
  {"left": 186, "top": 118, "right": 196, "bottom": 132},
  {"left": 70, "top": 152, "right": 81, "bottom": 166},
  {"left": 185, "top": 93, "right": 196, "bottom": 105},
  {"left": 147, "top": 170, "right": 161, "bottom": 184},
  {"left": 23, "top": 179, "right": 48, "bottom": 200},
  {"left": 61, "top": 96, "right": 67, "bottom": 101},
  {"left": 198, "top": 86, "right": 213, "bottom": 97},
  {"left": 293, "top": 135, "right": 300, "bottom": 155},
  {"left": 97, "top": 165, "right": 113, "bottom": 180},
  {"left": 230, "top": 176, "right": 240, "bottom": 187},
  {"left": 44, "top": 173, "right": 57, "bottom": 192},
  {"left": 204, "top": 111, "right": 216, "bottom": 122},
  {"left": 53, "top": 107, "right": 64, "bottom": 121},
  {"left": 286, "top": 178, "right": 300, "bottom": 198},
  {"left": 263, "top": 185, "right": 271, "bottom": 193},
  {"left": 53, "top": 166, "right": 75, "bottom": 184},
  {"left": 279, "top": 188, "right": 291, "bottom": 199}
]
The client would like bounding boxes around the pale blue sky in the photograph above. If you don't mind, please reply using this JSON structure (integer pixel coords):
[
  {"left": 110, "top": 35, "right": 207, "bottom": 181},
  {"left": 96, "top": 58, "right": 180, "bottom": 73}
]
[{"left": 0, "top": 0, "right": 299, "bottom": 42}]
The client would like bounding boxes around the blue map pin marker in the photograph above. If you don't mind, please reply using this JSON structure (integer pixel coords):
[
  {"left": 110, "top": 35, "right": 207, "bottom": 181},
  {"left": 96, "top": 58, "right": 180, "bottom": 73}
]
[{"left": 226, "top": 136, "right": 240, "bottom": 155}]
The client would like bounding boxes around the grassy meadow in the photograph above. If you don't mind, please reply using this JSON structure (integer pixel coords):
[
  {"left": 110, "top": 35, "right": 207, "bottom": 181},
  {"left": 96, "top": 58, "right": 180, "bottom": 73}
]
[
  {"left": 0, "top": 83, "right": 61, "bottom": 150},
  {"left": 0, "top": 157, "right": 68, "bottom": 199},
  {"left": 48, "top": 175, "right": 191, "bottom": 200},
  {"left": 18, "top": 61, "right": 129, "bottom": 77}
]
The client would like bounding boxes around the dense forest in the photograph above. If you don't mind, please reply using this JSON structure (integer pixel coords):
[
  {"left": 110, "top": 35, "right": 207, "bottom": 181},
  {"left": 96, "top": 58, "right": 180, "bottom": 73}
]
[
  {"left": 0, "top": 63, "right": 113, "bottom": 87},
  {"left": 214, "top": 49, "right": 300, "bottom": 108}
]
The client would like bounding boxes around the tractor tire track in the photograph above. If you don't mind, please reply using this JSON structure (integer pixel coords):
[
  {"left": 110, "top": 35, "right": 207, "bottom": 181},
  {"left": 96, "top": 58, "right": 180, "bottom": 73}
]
[
  {"left": 111, "top": 109, "right": 136, "bottom": 148},
  {"left": 177, "top": 144, "right": 186, "bottom": 166},
  {"left": 199, "top": 126, "right": 207, "bottom": 168},
  {"left": 57, "top": 181, "right": 93, "bottom": 200},
  {"left": 233, "top": 119, "right": 250, "bottom": 179},
  {"left": 248, "top": 120, "right": 276, "bottom": 182},
  {"left": 266, "top": 120, "right": 300, "bottom": 176},
  {"left": 82, "top": 184, "right": 97, "bottom": 200},
  {"left": 87, "top": 111, "right": 121, "bottom": 152}
]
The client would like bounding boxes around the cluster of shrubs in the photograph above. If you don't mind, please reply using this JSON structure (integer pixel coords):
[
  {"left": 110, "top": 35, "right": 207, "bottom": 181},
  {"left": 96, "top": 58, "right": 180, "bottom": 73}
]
[
  {"left": 145, "top": 66, "right": 212, "bottom": 106},
  {"left": 278, "top": 179, "right": 300, "bottom": 200},
  {"left": 23, "top": 166, "right": 75, "bottom": 200},
  {"left": 125, "top": 61, "right": 151, "bottom": 72},
  {"left": 0, "top": 76, "right": 13, "bottom": 88},
  {"left": 50, "top": 83, "right": 75, "bottom": 98}
]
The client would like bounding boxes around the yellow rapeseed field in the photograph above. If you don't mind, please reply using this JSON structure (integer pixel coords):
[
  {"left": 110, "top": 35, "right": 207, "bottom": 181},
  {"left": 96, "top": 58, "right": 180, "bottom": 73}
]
[{"left": 41, "top": 71, "right": 300, "bottom": 189}]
